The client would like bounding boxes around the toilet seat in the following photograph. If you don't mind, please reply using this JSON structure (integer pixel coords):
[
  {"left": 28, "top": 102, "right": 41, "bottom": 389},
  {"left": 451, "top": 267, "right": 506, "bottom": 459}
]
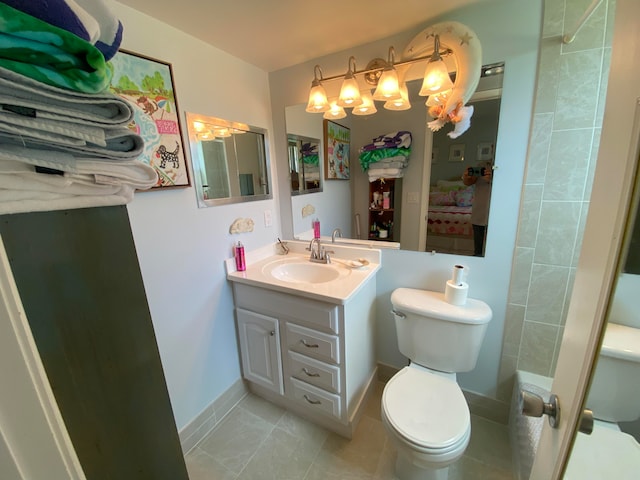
[{"left": 382, "top": 366, "right": 470, "bottom": 453}]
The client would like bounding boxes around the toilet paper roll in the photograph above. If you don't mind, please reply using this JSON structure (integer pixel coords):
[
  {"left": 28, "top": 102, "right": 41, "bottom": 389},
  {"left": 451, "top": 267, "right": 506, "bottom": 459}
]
[
  {"left": 451, "top": 264, "right": 465, "bottom": 285},
  {"left": 445, "top": 280, "right": 468, "bottom": 306}
]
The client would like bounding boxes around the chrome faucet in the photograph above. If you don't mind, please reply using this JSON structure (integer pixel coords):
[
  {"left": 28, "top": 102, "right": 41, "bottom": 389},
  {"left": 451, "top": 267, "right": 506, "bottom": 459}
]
[
  {"left": 331, "top": 228, "right": 343, "bottom": 243},
  {"left": 307, "top": 238, "right": 333, "bottom": 264}
]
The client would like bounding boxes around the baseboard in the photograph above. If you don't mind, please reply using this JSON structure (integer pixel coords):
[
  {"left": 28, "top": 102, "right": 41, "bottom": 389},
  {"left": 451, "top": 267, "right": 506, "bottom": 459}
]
[
  {"left": 377, "top": 362, "right": 509, "bottom": 425},
  {"left": 178, "top": 378, "right": 248, "bottom": 454}
]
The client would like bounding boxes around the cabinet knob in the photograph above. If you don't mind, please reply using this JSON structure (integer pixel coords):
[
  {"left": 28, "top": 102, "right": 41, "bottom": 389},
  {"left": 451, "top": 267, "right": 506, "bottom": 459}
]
[
  {"left": 270, "top": 330, "right": 275, "bottom": 336},
  {"left": 300, "top": 339, "right": 319, "bottom": 348}
]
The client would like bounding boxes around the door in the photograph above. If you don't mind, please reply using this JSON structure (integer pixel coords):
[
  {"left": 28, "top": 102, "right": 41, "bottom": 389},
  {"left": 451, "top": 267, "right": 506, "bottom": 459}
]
[
  {"left": 0, "top": 236, "right": 85, "bottom": 480},
  {"left": 236, "top": 308, "right": 284, "bottom": 394},
  {"left": 530, "top": 0, "right": 640, "bottom": 477}
]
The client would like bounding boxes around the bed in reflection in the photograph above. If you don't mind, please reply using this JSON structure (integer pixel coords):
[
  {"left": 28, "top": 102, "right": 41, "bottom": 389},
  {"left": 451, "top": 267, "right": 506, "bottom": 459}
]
[{"left": 425, "top": 180, "right": 474, "bottom": 255}]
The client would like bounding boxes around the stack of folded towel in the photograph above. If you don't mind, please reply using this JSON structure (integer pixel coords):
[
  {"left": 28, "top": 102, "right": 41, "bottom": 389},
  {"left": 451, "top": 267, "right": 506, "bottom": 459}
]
[
  {"left": 0, "top": 1, "right": 158, "bottom": 215},
  {"left": 301, "top": 142, "right": 320, "bottom": 182},
  {"left": 359, "top": 131, "right": 412, "bottom": 182}
]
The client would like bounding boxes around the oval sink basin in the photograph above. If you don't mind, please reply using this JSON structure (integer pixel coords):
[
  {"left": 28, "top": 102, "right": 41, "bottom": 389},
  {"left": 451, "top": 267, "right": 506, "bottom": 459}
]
[{"left": 265, "top": 261, "right": 347, "bottom": 284}]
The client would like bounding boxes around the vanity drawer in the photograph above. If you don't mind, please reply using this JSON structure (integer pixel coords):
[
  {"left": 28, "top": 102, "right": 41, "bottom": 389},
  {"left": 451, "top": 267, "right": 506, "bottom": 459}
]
[
  {"left": 286, "top": 323, "right": 340, "bottom": 365},
  {"left": 290, "top": 377, "right": 342, "bottom": 419},
  {"left": 288, "top": 351, "right": 341, "bottom": 393},
  {"left": 233, "top": 284, "right": 339, "bottom": 334}
]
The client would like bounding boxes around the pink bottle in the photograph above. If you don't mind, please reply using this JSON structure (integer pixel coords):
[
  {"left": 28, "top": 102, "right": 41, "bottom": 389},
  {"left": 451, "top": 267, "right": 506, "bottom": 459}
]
[
  {"left": 313, "top": 218, "right": 320, "bottom": 239},
  {"left": 234, "top": 241, "right": 246, "bottom": 271}
]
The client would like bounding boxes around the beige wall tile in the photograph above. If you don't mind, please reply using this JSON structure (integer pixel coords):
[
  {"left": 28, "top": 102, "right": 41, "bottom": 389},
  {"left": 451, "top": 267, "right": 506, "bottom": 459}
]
[
  {"left": 535, "top": 37, "right": 562, "bottom": 113},
  {"left": 534, "top": 200, "right": 582, "bottom": 265},
  {"left": 562, "top": 0, "right": 606, "bottom": 53},
  {"left": 526, "top": 114, "right": 554, "bottom": 184},
  {"left": 544, "top": 129, "right": 592, "bottom": 201},
  {"left": 517, "top": 184, "right": 543, "bottom": 248},
  {"left": 503, "top": 304, "right": 525, "bottom": 357},
  {"left": 554, "top": 49, "right": 603, "bottom": 129},
  {"left": 518, "top": 321, "right": 560, "bottom": 376},
  {"left": 509, "top": 247, "right": 534, "bottom": 305},
  {"left": 526, "top": 264, "right": 570, "bottom": 324}
]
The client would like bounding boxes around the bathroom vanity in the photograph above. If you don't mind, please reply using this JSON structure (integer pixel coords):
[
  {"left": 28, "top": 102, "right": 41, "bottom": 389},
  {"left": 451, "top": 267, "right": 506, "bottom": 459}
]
[{"left": 226, "top": 241, "right": 381, "bottom": 437}]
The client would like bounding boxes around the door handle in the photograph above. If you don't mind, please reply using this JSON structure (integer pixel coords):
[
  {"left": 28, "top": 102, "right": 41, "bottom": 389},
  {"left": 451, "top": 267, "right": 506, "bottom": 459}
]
[
  {"left": 579, "top": 408, "right": 594, "bottom": 435},
  {"left": 520, "top": 390, "right": 561, "bottom": 428}
]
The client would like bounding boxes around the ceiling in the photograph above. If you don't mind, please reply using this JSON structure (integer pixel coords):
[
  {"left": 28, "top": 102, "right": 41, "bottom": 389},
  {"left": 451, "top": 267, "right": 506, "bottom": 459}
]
[{"left": 117, "top": 0, "right": 488, "bottom": 72}]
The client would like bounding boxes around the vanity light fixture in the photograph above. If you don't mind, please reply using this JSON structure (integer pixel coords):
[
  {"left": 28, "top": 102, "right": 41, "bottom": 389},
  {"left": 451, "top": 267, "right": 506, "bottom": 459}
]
[
  {"left": 323, "top": 100, "right": 347, "bottom": 120},
  {"left": 352, "top": 90, "right": 378, "bottom": 116},
  {"left": 372, "top": 47, "right": 401, "bottom": 102},
  {"left": 305, "top": 65, "right": 330, "bottom": 113},
  {"left": 384, "top": 82, "right": 411, "bottom": 111},
  {"left": 419, "top": 35, "right": 454, "bottom": 96},
  {"left": 337, "top": 56, "right": 363, "bottom": 108},
  {"left": 305, "top": 42, "right": 454, "bottom": 118},
  {"left": 191, "top": 118, "right": 250, "bottom": 140}
]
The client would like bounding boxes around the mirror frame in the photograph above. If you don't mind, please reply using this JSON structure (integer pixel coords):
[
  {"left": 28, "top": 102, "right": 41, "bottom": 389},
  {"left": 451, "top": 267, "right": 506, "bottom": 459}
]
[{"left": 186, "top": 111, "right": 273, "bottom": 207}]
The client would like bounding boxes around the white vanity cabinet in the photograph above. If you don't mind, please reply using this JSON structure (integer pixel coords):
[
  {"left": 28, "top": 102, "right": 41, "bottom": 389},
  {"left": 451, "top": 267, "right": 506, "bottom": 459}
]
[
  {"left": 236, "top": 308, "right": 283, "bottom": 395},
  {"left": 231, "top": 279, "right": 377, "bottom": 438}
]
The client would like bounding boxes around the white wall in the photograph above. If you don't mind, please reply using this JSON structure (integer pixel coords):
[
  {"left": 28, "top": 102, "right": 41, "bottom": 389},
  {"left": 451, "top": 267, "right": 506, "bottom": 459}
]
[
  {"left": 113, "top": 3, "right": 280, "bottom": 429},
  {"left": 271, "top": 0, "right": 543, "bottom": 398}
]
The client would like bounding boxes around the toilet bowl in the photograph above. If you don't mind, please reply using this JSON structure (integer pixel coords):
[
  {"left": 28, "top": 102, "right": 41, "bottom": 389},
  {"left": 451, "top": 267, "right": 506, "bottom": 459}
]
[
  {"left": 382, "top": 364, "right": 471, "bottom": 480},
  {"left": 383, "top": 288, "right": 492, "bottom": 480}
]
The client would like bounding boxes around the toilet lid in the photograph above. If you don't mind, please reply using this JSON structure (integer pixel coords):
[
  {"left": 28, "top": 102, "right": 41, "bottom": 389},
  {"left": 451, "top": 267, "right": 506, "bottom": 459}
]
[{"left": 382, "top": 366, "right": 470, "bottom": 450}]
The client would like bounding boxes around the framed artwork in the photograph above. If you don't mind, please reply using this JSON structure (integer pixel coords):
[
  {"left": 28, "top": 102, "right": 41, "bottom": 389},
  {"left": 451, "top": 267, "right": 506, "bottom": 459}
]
[
  {"left": 448, "top": 144, "right": 465, "bottom": 162},
  {"left": 323, "top": 120, "right": 350, "bottom": 180},
  {"left": 431, "top": 147, "right": 439, "bottom": 164},
  {"left": 477, "top": 142, "right": 494, "bottom": 161},
  {"left": 108, "top": 50, "right": 190, "bottom": 189}
]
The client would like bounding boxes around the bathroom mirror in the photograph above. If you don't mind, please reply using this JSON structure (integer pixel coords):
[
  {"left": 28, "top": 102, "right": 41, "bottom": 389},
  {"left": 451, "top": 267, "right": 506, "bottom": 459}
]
[
  {"left": 288, "top": 134, "right": 322, "bottom": 195},
  {"left": 186, "top": 112, "right": 272, "bottom": 207},
  {"left": 284, "top": 64, "right": 503, "bottom": 256}
]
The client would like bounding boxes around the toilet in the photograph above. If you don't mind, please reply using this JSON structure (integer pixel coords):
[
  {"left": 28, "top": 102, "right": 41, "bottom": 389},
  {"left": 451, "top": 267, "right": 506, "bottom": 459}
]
[
  {"left": 586, "top": 321, "right": 640, "bottom": 424},
  {"left": 382, "top": 288, "right": 492, "bottom": 480}
]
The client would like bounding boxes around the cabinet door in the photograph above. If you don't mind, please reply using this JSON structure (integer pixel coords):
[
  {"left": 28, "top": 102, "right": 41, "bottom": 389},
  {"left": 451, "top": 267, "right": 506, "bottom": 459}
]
[{"left": 236, "top": 308, "right": 284, "bottom": 394}]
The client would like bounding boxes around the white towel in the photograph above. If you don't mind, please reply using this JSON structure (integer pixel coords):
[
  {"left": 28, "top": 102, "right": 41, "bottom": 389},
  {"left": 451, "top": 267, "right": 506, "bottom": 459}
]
[
  {"left": 0, "top": 143, "right": 158, "bottom": 188},
  {"left": 0, "top": 66, "right": 134, "bottom": 126},
  {"left": 0, "top": 127, "right": 144, "bottom": 159},
  {"left": 368, "top": 167, "right": 405, "bottom": 182}
]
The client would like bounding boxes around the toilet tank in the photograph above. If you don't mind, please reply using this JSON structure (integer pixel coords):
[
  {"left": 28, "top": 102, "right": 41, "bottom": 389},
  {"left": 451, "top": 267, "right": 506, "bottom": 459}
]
[
  {"left": 390, "top": 288, "right": 492, "bottom": 373},
  {"left": 586, "top": 322, "right": 640, "bottom": 422}
]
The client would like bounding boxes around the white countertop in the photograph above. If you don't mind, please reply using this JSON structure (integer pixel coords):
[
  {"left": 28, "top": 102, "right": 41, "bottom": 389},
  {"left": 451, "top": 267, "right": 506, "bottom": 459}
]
[{"left": 226, "top": 240, "right": 381, "bottom": 305}]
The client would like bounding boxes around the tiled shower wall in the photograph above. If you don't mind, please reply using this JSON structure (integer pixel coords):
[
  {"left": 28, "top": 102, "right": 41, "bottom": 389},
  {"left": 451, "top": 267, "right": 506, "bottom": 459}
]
[{"left": 497, "top": 0, "right": 615, "bottom": 403}]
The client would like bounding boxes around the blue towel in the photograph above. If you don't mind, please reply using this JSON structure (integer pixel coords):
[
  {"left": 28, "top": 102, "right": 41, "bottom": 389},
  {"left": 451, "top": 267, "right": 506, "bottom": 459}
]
[{"left": 2, "top": 0, "right": 123, "bottom": 60}]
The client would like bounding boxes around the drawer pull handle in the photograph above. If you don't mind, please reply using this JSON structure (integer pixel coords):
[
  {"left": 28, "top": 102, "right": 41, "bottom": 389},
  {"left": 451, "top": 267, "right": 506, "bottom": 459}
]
[
  {"left": 300, "top": 339, "right": 319, "bottom": 348},
  {"left": 303, "top": 394, "right": 322, "bottom": 405},
  {"left": 302, "top": 368, "right": 320, "bottom": 377}
]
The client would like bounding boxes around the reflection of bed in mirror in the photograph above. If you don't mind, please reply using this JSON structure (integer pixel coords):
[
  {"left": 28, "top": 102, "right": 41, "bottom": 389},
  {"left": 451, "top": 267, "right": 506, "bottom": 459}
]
[{"left": 426, "top": 179, "right": 474, "bottom": 255}]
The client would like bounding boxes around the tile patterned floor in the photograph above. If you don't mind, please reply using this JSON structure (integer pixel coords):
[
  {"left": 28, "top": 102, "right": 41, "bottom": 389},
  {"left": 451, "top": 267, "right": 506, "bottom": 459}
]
[{"left": 185, "top": 382, "right": 515, "bottom": 480}]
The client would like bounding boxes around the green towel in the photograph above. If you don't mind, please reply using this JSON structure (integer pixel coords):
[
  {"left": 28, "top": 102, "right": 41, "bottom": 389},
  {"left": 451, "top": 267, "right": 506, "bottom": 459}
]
[
  {"left": 359, "top": 147, "right": 411, "bottom": 171},
  {"left": 303, "top": 153, "right": 319, "bottom": 166},
  {"left": 0, "top": 3, "right": 111, "bottom": 93}
]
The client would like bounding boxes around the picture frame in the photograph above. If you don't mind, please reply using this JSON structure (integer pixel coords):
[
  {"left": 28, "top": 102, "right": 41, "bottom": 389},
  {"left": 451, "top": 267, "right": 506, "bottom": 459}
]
[
  {"left": 431, "top": 147, "right": 439, "bottom": 164},
  {"left": 323, "top": 120, "right": 350, "bottom": 180},
  {"left": 448, "top": 144, "right": 465, "bottom": 162},
  {"left": 108, "top": 50, "right": 190, "bottom": 189},
  {"left": 477, "top": 142, "right": 494, "bottom": 161}
]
